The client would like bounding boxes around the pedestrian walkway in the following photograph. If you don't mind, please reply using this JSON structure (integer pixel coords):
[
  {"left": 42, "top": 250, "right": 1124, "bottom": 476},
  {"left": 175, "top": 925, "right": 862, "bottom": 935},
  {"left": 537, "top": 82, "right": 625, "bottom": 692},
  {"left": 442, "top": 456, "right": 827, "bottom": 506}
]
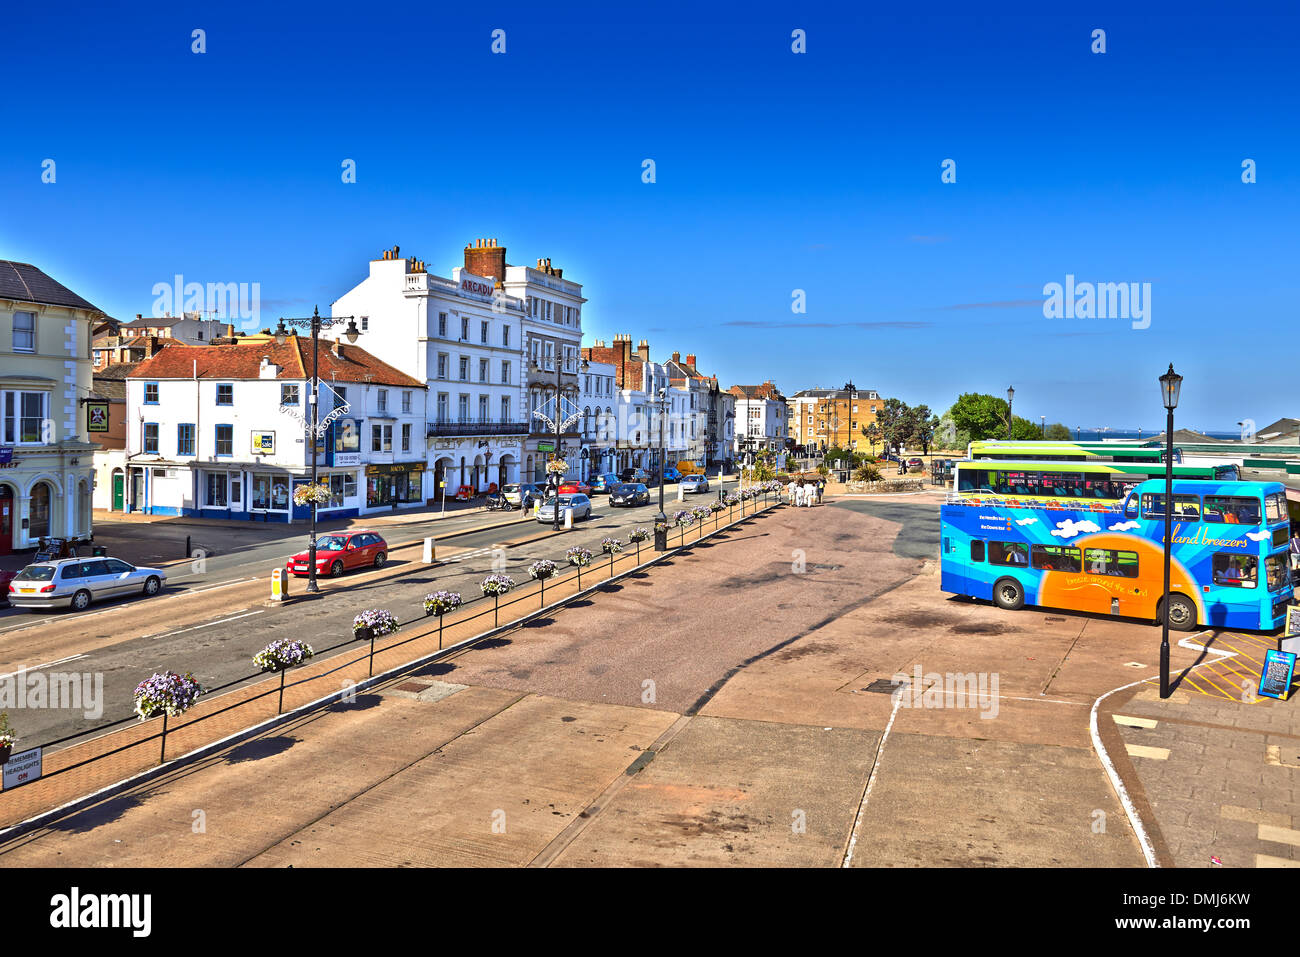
[{"left": 1100, "top": 649, "right": 1300, "bottom": 868}]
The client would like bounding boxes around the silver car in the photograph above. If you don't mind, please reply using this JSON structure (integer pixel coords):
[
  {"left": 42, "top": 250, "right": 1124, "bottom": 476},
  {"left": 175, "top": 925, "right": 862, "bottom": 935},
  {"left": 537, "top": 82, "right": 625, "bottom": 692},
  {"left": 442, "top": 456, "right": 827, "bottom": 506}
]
[
  {"left": 536, "top": 493, "right": 592, "bottom": 523},
  {"left": 681, "top": 474, "right": 710, "bottom": 494},
  {"left": 8, "top": 557, "right": 167, "bottom": 612}
]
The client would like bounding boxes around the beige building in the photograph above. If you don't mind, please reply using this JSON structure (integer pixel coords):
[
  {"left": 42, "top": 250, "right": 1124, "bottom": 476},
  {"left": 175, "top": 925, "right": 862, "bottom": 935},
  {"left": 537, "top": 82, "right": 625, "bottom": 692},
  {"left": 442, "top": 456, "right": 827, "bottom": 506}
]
[{"left": 0, "top": 261, "right": 103, "bottom": 554}]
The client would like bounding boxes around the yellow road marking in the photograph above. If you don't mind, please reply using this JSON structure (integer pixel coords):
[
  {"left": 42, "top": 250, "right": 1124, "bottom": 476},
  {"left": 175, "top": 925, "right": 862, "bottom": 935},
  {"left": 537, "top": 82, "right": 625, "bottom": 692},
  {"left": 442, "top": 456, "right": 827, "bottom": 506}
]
[
  {"left": 1125, "top": 744, "right": 1171, "bottom": 760},
  {"left": 1112, "top": 714, "right": 1159, "bottom": 729},
  {"left": 1255, "top": 854, "right": 1300, "bottom": 868},
  {"left": 1258, "top": 824, "right": 1300, "bottom": 848}
]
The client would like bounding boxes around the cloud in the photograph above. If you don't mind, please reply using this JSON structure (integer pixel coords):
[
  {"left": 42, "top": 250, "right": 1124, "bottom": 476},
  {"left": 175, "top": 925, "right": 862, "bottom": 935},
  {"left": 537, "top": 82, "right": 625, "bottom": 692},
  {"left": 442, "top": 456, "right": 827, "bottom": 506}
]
[
  {"left": 1015, "top": 517, "right": 1037, "bottom": 526},
  {"left": 1246, "top": 530, "right": 1270, "bottom": 542},
  {"left": 1109, "top": 520, "right": 1141, "bottom": 531},
  {"left": 720, "top": 320, "right": 932, "bottom": 329},
  {"left": 935, "top": 299, "right": 1043, "bottom": 311},
  {"left": 1050, "top": 518, "right": 1101, "bottom": 539}
]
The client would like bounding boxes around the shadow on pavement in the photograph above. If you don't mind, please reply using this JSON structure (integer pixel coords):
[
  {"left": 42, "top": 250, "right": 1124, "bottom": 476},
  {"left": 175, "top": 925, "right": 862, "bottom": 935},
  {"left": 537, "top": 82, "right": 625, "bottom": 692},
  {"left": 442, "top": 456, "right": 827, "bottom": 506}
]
[
  {"left": 224, "top": 735, "right": 298, "bottom": 764},
  {"left": 45, "top": 794, "right": 145, "bottom": 833}
]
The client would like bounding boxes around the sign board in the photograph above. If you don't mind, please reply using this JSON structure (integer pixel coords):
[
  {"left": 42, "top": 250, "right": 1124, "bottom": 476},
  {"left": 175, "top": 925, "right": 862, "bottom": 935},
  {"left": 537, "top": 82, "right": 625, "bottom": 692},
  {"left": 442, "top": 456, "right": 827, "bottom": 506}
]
[
  {"left": 537, "top": 442, "right": 555, "bottom": 453},
  {"left": 86, "top": 401, "right": 110, "bottom": 433},
  {"left": 251, "top": 431, "right": 275, "bottom": 454},
  {"left": 1258, "top": 649, "right": 1297, "bottom": 701},
  {"left": 2, "top": 747, "right": 42, "bottom": 790},
  {"left": 0, "top": 447, "right": 12, "bottom": 464},
  {"left": 1286, "top": 605, "right": 1300, "bottom": 638},
  {"left": 334, "top": 453, "right": 361, "bottom": 467}
]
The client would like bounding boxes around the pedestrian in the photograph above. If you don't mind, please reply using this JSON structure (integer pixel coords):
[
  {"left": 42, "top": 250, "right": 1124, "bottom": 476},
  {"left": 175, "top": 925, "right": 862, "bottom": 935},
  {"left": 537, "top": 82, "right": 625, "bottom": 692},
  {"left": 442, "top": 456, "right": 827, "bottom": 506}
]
[
  {"left": 795, "top": 480, "right": 806, "bottom": 507},
  {"left": 787, "top": 477, "right": 798, "bottom": 505},
  {"left": 816, "top": 478, "right": 824, "bottom": 504}
]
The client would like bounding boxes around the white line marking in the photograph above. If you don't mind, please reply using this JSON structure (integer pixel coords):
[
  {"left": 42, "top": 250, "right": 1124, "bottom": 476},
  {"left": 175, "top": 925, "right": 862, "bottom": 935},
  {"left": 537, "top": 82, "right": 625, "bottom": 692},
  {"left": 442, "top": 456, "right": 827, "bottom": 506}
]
[
  {"left": 153, "top": 610, "right": 264, "bottom": 639},
  {"left": 0, "top": 654, "right": 87, "bottom": 679},
  {"left": 1090, "top": 676, "right": 1162, "bottom": 867},
  {"left": 842, "top": 693, "right": 903, "bottom": 868}
]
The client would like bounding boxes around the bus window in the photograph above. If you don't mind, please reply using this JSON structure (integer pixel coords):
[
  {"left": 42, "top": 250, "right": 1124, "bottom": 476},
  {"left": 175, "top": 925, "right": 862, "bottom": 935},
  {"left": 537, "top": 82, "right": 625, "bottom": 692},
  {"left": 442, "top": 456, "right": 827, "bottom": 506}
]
[
  {"left": 1265, "top": 554, "right": 1289, "bottom": 591},
  {"left": 1212, "top": 553, "right": 1257, "bottom": 587},
  {"left": 1140, "top": 493, "right": 1165, "bottom": 518},
  {"left": 1142, "top": 493, "right": 1199, "bottom": 520},
  {"left": 1085, "top": 548, "right": 1139, "bottom": 577},
  {"left": 1265, "top": 492, "right": 1288, "bottom": 523},
  {"left": 970, "top": 541, "right": 985, "bottom": 562},
  {"left": 1123, "top": 493, "right": 1138, "bottom": 519},
  {"left": 989, "top": 542, "right": 1028, "bottom": 566},
  {"left": 1031, "top": 545, "right": 1081, "bottom": 572},
  {"left": 1204, "top": 496, "right": 1261, "bottom": 525}
]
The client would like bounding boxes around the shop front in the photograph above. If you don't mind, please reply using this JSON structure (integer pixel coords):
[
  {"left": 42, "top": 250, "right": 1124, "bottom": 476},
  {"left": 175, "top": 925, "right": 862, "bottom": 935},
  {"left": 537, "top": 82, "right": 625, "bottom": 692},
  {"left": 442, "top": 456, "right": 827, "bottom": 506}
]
[{"left": 365, "top": 462, "right": 424, "bottom": 511}]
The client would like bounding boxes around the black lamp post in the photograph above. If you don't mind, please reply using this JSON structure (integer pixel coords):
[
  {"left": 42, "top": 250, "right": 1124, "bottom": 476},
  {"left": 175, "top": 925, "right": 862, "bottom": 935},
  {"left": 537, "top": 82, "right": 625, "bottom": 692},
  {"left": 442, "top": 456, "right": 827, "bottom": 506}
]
[
  {"left": 1158, "top": 363, "right": 1182, "bottom": 698},
  {"left": 531, "top": 353, "right": 587, "bottom": 531},
  {"left": 1040, "top": 415, "right": 1046, "bottom": 437},
  {"left": 1006, "top": 386, "right": 1015, "bottom": 439},
  {"left": 275, "top": 308, "right": 360, "bottom": 594}
]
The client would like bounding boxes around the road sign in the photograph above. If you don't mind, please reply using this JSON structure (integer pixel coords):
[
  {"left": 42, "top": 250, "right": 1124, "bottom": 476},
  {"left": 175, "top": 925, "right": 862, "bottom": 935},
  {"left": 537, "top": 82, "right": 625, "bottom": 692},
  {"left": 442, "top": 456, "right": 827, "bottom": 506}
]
[
  {"left": 1259, "top": 649, "right": 1297, "bottom": 701},
  {"left": 538, "top": 442, "right": 555, "bottom": 452},
  {"left": 3, "top": 747, "right": 42, "bottom": 790}
]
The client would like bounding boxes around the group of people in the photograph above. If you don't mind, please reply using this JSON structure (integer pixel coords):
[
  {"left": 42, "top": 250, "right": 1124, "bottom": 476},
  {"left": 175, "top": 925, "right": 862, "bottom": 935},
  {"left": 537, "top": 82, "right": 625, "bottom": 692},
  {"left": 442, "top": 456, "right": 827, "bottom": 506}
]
[{"left": 786, "top": 477, "right": 825, "bottom": 507}]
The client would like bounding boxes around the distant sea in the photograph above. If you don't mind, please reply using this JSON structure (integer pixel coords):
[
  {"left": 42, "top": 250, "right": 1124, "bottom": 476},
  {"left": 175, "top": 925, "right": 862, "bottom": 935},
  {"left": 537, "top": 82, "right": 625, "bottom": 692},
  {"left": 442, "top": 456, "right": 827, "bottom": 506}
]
[{"left": 1065, "top": 429, "right": 1241, "bottom": 441}]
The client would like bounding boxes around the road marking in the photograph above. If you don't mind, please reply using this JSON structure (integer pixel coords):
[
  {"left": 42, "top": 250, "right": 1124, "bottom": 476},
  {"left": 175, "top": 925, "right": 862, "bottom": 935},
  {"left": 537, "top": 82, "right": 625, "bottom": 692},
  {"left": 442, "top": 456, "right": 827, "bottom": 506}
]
[
  {"left": 153, "top": 610, "right": 264, "bottom": 639},
  {"left": 842, "top": 692, "right": 903, "bottom": 868},
  {"left": 0, "top": 654, "right": 87, "bottom": 679},
  {"left": 1112, "top": 714, "right": 1159, "bottom": 729},
  {"left": 1090, "top": 675, "right": 1162, "bottom": 868},
  {"left": 1124, "top": 743, "right": 1171, "bottom": 760},
  {"left": 1255, "top": 854, "right": 1300, "bottom": 868}
]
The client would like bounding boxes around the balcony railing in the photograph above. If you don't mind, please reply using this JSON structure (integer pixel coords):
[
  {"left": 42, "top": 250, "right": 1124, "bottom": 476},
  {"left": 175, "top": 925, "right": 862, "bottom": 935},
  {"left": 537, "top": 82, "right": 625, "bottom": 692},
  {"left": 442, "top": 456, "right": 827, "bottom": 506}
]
[{"left": 427, "top": 419, "right": 530, "bottom": 437}]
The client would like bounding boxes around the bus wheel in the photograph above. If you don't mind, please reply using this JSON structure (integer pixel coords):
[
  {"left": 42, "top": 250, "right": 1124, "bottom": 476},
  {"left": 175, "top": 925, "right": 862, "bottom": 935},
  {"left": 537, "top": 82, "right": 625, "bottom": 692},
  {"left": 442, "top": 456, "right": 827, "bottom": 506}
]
[
  {"left": 993, "top": 578, "right": 1025, "bottom": 611},
  {"left": 1162, "top": 594, "right": 1196, "bottom": 632}
]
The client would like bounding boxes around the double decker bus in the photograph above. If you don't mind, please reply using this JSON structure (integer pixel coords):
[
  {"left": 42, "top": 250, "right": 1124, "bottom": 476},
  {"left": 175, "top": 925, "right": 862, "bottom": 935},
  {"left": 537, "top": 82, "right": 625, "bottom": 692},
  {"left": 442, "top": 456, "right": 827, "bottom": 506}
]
[
  {"left": 966, "top": 439, "right": 1182, "bottom": 465},
  {"left": 940, "top": 478, "right": 1293, "bottom": 631},
  {"left": 952, "top": 458, "right": 1240, "bottom": 509}
]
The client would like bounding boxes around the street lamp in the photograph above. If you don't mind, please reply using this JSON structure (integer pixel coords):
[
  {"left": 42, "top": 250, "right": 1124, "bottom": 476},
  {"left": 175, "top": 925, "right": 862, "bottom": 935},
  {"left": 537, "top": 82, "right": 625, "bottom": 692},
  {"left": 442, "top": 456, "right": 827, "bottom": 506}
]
[
  {"left": 1040, "top": 415, "right": 1045, "bottom": 438},
  {"left": 274, "top": 307, "right": 360, "bottom": 594},
  {"left": 530, "top": 353, "right": 588, "bottom": 531},
  {"left": 1006, "top": 386, "right": 1015, "bottom": 439},
  {"left": 1158, "top": 363, "right": 1182, "bottom": 699},
  {"left": 653, "top": 387, "right": 669, "bottom": 549}
]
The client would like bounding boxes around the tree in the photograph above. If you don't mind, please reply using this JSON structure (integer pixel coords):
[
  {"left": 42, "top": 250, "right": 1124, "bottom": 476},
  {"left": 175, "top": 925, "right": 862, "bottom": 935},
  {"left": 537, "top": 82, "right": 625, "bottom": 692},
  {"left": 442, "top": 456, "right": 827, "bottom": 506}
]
[
  {"left": 860, "top": 422, "right": 881, "bottom": 456},
  {"left": 875, "top": 398, "right": 910, "bottom": 455},
  {"left": 1009, "top": 416, "right": 1043, "bottom": 440},
  {"left": 1044, "top": 422, "right": 1072, "bottom": 441},
  {"left": 946, "top": 393, "right": 1014, "bottom": 441},
  {"left": 905, "top": 405, "right": 937, "bottom": 455}
]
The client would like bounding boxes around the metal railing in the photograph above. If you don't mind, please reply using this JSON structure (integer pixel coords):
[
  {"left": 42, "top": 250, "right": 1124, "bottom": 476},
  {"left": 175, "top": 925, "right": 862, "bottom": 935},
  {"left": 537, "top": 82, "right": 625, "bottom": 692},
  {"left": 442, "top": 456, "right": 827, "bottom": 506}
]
[{"left": 0, "top": 492, "right": 788, "bottom": 820}]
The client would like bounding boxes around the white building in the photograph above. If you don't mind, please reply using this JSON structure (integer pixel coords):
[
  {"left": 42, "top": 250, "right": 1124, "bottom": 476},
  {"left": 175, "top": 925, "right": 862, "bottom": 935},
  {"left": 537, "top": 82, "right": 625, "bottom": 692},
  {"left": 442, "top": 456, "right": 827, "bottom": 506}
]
[
  {"left": 729, "top": 381, "right": 788, "bottom": 468},
  {"left": 578, "top": 359, "right": 618, "bottom": 479},
  {"left": 329, "top": 243, "right": 526, "bottom": 495},
  {"left": 122, "top": 339, "right": 426, "bottom": 520},
  {"left": 503, "top": 251, "right": 586, "bottom": 484}
]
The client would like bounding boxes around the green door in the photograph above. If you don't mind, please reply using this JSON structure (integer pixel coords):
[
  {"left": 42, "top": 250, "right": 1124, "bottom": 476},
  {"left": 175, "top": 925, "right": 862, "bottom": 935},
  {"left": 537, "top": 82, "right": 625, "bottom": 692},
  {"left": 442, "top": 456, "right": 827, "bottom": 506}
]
[{"left": 112, "top": 473, "right": 124, "bottom": 511}]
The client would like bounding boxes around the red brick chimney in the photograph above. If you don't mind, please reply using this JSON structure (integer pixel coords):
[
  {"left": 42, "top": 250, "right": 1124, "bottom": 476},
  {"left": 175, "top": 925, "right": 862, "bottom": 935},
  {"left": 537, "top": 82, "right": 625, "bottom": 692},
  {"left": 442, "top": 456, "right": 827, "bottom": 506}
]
[
  {"left": 464, "top": 237, "right": 507, "bottom": 281},
  {"left": 671, "top": 351, "right": 681, "bottom": 365},
  {"left": 637, "top": 339, "right": 650, "bottom": 363},
  {"left": 686, "top": 353, "right": 696, "bottom": 369}
]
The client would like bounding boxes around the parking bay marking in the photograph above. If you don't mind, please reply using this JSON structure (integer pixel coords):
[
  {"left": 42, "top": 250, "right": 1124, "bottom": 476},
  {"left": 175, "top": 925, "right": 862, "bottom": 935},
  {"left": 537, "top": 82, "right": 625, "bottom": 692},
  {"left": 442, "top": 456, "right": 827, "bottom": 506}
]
[
  {"left": 152, "top": 610, "right": 265, "bottom": 640},
  {"left": 0, "top": 654, "right": 88, "bottom": 679}
]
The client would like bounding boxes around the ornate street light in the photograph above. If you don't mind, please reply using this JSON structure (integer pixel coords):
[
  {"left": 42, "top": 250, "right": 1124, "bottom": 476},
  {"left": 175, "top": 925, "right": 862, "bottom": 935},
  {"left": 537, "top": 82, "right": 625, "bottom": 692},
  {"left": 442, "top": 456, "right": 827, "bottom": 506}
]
[
  {"left": 1158, "top": 363, "right": 1183, "bottom": 698},
  {"left": 1006, "top": 386, "right": 1015, "bottom": 439},
  {"left": 530, "top": 353, "right": 588, "bottom": 531},
  {"left": 275, "top": 308, "right": 360, "bottom": 593}
]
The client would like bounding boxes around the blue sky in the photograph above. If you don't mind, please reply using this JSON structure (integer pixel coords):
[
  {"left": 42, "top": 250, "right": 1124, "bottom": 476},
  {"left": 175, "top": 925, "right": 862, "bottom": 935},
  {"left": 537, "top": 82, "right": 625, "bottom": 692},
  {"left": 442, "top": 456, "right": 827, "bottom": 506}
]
[{"left": 2, "top": 1, "right": 1296, "bottom": 431}]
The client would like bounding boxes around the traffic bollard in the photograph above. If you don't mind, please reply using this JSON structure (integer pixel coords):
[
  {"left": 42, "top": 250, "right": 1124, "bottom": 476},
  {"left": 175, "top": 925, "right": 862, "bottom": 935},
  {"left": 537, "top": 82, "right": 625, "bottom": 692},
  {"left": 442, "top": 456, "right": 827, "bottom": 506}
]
[
  {"left": 271, "top": 567, "right": 288, "bottom": 602},
  {"left": 422, "top": 537, "right": 435, "bottom": 563}
]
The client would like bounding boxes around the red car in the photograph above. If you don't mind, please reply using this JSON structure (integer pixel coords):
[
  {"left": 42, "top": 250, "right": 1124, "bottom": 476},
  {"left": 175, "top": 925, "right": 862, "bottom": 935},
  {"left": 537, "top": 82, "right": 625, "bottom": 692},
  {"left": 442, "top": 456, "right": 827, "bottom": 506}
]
[
  {"left": 286, "top": 531, "right": 388, "bottom": 578},
  {"left": 558, "top": 480, "right": 592, "bottom": 495}
]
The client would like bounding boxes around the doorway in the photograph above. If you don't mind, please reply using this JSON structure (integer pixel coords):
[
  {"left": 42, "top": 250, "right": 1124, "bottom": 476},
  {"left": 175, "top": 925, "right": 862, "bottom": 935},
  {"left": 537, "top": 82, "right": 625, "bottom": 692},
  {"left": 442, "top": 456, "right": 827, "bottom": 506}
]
[
  {"left": 112, "top": 470, "right": 124, "bottom": 511},
  {"left": 0, "top": 486, "right": 12, "bottom": 555}
]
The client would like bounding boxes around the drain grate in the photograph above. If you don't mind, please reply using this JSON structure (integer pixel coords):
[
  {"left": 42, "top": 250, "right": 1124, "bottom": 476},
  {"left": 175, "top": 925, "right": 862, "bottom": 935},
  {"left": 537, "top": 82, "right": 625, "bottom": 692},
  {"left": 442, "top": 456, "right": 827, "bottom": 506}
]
[
  {"left": 392, "top": 681, "right": 430, "bottom": 693},
  {"left": 1045, "top": 616, "right": 1067, "bottom": 622},
  {"left": 862, "top": 678, "right": 903, "bottom": 694}
]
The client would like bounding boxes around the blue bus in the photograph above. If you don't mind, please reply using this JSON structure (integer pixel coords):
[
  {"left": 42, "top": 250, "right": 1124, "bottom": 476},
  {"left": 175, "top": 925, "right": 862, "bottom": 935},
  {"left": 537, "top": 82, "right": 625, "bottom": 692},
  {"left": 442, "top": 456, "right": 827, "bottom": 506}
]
[{"left": 940, "top": 478, "right": 1293, "bottom": 631}]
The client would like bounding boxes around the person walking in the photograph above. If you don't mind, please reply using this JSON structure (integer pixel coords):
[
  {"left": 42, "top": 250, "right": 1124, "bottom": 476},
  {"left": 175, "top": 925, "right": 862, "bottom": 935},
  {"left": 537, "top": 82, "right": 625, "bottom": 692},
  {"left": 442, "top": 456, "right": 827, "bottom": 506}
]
[
  {"left": 787, "top": 477, "right": 798, "bottom": 505},
  {"left": 816, "top": 478, "right": 824, "bottom": 505}
]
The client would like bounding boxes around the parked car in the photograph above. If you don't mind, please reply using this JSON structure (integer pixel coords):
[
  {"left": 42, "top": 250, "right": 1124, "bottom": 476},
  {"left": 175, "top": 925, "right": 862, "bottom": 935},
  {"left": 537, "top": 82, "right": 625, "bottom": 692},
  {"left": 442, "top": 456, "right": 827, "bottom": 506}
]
[
  {"left": 589, "top": 472, "right": 619, "bottom": 494},
  {"left": 0, "top": 568, "right": 15, "bottom": 607},
  {"left": 619, "top": 467, "right": 651, "bottom": 484},
  {"left": 8, "top": 558, "right": 167, "bottom": 612},
  {"left": 609, "top": 483, "right": 650, "bottom": 507},
  {"left": 907, "top": 457, "right": 924, "bottom": 469},
  {"left": 502, "top": 483, "right": 542, "bottom": 508},
  {"left": 662, "top": 466, "right": 683, "bottom": 483},
  {"left": 558, "top": 480, "right": 593, "bottom": 496},
  {"left": 286, "top": 531, "right": 388, "bottom": 578},
  {"left": 536, "top": 493, "right": 592, "bottom": 523},
  {"left": 680, "top": 474, "right": 710, "bottom": 494},
  {"left": 453, "top": 485, "right": 476, "bottom": 502}
]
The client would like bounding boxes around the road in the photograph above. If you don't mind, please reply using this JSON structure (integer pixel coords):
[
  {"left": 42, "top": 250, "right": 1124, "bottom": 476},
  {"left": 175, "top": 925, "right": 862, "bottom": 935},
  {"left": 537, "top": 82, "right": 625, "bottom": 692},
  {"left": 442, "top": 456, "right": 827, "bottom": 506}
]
[{"left": 0, "top": 479, "right": 744, "bottom": 747}]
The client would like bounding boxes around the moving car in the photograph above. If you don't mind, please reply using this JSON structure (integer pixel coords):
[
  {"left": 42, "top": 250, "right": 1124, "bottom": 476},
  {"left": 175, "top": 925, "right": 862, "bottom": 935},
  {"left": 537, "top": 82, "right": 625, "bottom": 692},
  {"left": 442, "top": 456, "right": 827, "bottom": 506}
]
[
  {"left": 286, "top": 531, "right": 388, "bottom": 578},
  {"left": 502, "top": 483, "right": 541, "bottom": 508},
  {"left": 536, "top": 493, "right": 592, "bottom": 523},
  {"left": 609, "top": 483, "right": 650, "bottom": 507},
  {"left": 8, "top": 558, "right": 167, "bottom": 612},
  {"left": 680, "top": 474, "right": 710, "bottom": 494},
  {"left": 589, "top": 473, "right": 619, "bottom": 494},
  {"left": 453, "top": 485, "right": 476, "bottom": 501},
  {"left": 907, "top": 457, "right": 924, "bottom": 469}
]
